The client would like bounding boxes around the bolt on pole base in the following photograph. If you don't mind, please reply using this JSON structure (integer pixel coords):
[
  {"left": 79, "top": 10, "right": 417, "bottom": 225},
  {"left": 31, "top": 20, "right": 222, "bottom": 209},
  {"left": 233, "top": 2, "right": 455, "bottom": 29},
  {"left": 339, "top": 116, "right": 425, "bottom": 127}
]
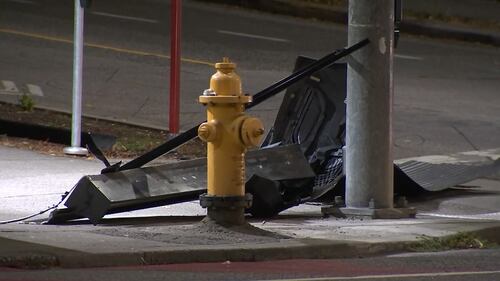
[
  {"left": 321, "top": 196, "right": 416, "bottom": 219},
  {"left": 200, "top": 194, "right": 252, "bottom": 226},
  {"left": 63, "top": 146, "right": 89, "bottom": 156}
]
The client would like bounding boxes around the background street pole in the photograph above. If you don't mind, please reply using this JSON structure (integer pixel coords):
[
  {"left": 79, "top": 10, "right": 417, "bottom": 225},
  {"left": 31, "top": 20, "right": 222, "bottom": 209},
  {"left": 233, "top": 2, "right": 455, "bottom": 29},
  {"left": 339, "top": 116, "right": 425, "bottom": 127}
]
[
  {"left": 64, "top": 0, "right": 88, "bottom": 156},
  {"left": 169, "top": 0, "right": 181, "bottom": 134},
  {"left": 345, "top": 0, "right": 394, "bottom": 214}
]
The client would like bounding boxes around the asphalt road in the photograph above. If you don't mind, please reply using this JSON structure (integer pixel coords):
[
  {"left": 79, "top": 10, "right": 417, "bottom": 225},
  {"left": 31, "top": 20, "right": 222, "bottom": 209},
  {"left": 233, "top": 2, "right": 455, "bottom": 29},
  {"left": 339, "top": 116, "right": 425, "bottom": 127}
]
[
  {"left": 0, "top": 0, "right": 499, "bottom": 159},
  {"left": 2, "top": 249, "right": 500, "bottom": 281}
]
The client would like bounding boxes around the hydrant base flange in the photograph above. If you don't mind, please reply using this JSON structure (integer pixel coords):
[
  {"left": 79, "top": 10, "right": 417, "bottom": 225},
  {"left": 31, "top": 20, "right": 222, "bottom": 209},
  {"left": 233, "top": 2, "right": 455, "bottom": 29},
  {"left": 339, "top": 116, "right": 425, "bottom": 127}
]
[{"left": 199, "top": 193, "right": 253, "bottom": 226}]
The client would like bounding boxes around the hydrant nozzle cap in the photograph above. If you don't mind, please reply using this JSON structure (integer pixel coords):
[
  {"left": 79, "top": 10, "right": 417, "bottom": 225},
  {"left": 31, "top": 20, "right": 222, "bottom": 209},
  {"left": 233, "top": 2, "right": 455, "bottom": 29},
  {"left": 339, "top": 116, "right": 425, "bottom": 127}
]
[
  {"left": 198, "top": 121, "right": 217, "bottom": 142},
  {"left": 241, "top": 117, "right": 265, "bottom": 148},
  {"left": 215, "top": 57, "right": 236, "bottom": 73}
]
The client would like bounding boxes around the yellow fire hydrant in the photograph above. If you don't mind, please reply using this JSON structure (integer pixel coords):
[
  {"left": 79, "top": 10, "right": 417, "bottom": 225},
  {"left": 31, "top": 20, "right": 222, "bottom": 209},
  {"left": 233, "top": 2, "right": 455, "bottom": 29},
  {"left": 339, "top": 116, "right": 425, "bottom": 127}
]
[{"left": 198, "top": 58, "right": 264, "bottom": 225}]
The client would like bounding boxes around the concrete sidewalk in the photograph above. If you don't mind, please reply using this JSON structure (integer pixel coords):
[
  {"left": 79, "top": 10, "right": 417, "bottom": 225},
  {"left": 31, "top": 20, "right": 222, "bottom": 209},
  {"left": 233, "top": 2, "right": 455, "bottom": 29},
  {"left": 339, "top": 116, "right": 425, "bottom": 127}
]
[{"left": 1, "top": 146, "right": 500, "bottom": 269}]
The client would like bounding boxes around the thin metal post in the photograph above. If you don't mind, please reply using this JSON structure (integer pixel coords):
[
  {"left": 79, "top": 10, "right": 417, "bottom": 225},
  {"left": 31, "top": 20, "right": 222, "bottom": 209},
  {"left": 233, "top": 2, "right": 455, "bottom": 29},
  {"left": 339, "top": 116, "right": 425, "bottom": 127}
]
[
  {"left": 169, "top": 0, "right": 181, "bottom": 134},
  {"left": 64, "top": 0, "right": 88, "bottom": 156},
  {"left": 344, "top": 0, "right": 395, "bottom": 216}
]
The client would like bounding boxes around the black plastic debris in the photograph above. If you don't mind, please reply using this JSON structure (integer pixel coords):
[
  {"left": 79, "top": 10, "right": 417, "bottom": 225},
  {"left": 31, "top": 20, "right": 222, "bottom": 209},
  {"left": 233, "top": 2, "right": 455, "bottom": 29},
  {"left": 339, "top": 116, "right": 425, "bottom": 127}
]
[
  {"left": 395, "top": 153, "right": 500, "bottom": 194},
  {"left": 261, "top": 57, "right": 347, "bottom": 206}
]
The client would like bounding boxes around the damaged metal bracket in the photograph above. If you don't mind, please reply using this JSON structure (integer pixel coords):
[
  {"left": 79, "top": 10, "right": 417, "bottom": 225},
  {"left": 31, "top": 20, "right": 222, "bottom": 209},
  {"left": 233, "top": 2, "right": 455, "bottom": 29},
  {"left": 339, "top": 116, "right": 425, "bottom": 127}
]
[{"left": 47, "top": 145, "right": 314, "bottom": 224}]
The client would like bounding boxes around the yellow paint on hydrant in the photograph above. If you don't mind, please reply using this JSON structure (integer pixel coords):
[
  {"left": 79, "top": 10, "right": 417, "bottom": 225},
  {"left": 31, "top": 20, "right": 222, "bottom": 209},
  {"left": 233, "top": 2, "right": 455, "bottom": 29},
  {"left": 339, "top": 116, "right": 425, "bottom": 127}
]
[{"left": 198, "top": 58, "right": 264, "bottom": 197}]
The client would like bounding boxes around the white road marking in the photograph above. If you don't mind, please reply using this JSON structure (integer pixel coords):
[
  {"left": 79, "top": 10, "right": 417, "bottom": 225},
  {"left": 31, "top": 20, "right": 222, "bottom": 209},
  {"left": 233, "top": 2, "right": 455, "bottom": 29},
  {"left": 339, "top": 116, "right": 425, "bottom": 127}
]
[
  {"left": 27, "top": 84, "right": 44, "bottom": 96},
  {"left": 395, "top": 54, "right": 423, "bottom": 60},
  {"left": 7, "top": 0, "right": 36, "bottom": 4},
  {"left": 218, "top": 30, "right": 289, "bottom": 43},
  {"left": 0, "top": 80, "right": 19, "bottom": 94},
  {"left": 260, "top": 270, "right": 500, "bottom": 281},
  {"left": 420, "top": 212, "right": 500, "bottom": 220},
  {"left": 91, "top": 11, "right": 158, "bottom": 24},
  {"left": 0, "top": 81, "right": 44, "bottom": 97}
]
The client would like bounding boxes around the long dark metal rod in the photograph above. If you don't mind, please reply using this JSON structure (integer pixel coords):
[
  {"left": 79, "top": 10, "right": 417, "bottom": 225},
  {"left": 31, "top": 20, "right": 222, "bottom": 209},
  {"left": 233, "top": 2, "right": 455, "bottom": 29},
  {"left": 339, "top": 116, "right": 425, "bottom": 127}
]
[
  {"left": 116, "top": 39, "right": 369, "bottom": 172},
  {"left": 250, "top": 39, "right": 369, "bottom": 107}
]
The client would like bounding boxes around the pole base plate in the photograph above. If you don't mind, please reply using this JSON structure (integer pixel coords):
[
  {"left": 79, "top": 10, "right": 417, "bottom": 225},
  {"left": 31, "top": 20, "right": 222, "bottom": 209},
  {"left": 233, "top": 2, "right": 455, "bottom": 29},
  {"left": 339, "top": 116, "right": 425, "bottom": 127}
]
[
  {"left": 63, "top": 146, "right": 89, "bottom": 156},
  {"left": 321, "top": 205, "right": 416, "bottom": 219}
]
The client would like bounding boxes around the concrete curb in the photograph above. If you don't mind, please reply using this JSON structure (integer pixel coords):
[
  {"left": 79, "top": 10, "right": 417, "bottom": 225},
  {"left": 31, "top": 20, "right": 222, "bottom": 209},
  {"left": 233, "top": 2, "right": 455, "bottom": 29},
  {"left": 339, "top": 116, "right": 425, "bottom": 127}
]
[
  {"left": 401, "top": 20, "right": 500, "bottom": 46},
  {"left": 32, "top": 104, "right": 169, "bottom": 132},
  {"left": 197, "top": 0, "right": 500, "bottom": 47},
  {"left": 1, "top": 224, "right": 499, "bottom": 269},
  {"left": 0, "top": 238, "right": 409, "bottom": 269}
]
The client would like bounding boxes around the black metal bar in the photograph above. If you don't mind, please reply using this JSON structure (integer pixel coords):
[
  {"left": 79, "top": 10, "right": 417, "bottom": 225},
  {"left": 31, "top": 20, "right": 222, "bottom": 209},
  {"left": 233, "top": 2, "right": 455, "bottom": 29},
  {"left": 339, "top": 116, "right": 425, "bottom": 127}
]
[
  {"left": 117, "top": 126, "right": 199, "bottom": 172},
  {"left": 114, "top": 39, "right": 370, "bottom": 173},
  {"left": 249, "top": 38, "right": 369, "bottom": 108},
  {"left": 84, "top": 133, "right": 111, "bottom": 167}
]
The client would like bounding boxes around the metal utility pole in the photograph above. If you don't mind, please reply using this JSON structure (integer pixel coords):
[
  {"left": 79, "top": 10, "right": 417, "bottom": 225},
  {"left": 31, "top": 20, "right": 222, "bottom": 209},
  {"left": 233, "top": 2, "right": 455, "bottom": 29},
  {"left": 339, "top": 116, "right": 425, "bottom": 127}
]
[
  {"left": 343, "top": 0, "right": 413, "bottom": 218},
  {"left": 64, "top": 0, "right": 89, "bottom": 156}
]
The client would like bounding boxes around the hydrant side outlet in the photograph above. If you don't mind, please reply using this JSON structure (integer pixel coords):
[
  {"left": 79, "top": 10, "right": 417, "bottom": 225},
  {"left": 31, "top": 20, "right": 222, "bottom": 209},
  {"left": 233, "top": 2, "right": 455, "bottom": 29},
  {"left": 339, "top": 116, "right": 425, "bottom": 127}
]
[{"left": 241, "top": 117, "right": 265, "bottom": 148}]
